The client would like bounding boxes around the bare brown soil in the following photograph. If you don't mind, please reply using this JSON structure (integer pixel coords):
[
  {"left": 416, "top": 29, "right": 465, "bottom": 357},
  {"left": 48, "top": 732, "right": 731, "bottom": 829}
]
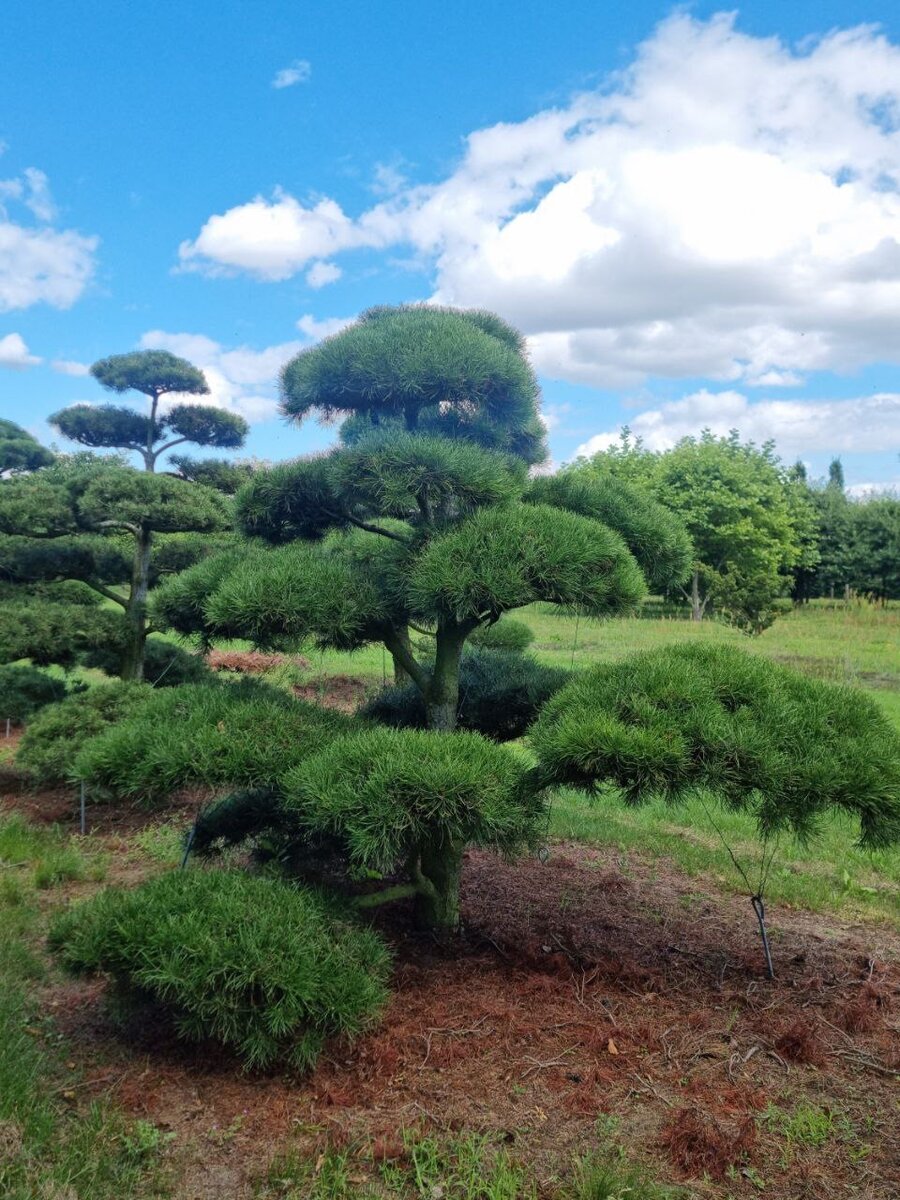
[
  {"left": 207, "top": 650, "right": 311, "bottom": 675},
  {"left": 4, "top": 774, "right": 899, "bottom": 1199},
  {"left": 292, "top": 673, "right": 374, "bottom": 713}
]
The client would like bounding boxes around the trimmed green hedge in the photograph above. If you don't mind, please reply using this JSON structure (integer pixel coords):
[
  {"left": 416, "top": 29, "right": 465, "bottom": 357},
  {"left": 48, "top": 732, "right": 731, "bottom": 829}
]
[{"left": 50, "top": 870, "right": 390, "bottom": 1070}]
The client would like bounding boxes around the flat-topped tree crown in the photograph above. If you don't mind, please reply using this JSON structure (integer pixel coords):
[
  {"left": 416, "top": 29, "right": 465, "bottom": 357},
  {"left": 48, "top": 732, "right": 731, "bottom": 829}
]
[
  {"left": 90, "top": 350, "right": 209, "bottom": 400},
  {"left": 282, "top": 305, "right": 547, "bottom": 463},
  {"left": 0, "top": 420, "right": 55, "bottom": 474}
]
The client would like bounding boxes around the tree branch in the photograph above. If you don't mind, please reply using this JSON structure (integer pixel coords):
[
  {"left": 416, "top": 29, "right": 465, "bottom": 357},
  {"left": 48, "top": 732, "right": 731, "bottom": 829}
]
[
  {"left": 383, "top": 628, "right": 429, "bottom": 692},
  {"left": 96, "top": 520, "right": 140, "bottom": 535},
  {"left": 84, "top": 580, "right": 128, "bottom": 608},
  {"left": 345, "top": 515, "right": 411, "bottom": 544},
  {"left": 353, "top": 884, "right": 420, "bottom": 909},
  {"left": 153, "top": 437, "right": 190, "bottom": 457}
]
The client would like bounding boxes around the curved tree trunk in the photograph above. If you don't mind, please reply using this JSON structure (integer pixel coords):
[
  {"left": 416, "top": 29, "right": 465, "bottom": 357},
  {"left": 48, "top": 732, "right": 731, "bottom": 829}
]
[
  {"left": 121, "top": 527, "right": 152, "bottom": 681},
  {"left": 390, "top": 624, "right": 414, "bottom": 685}
]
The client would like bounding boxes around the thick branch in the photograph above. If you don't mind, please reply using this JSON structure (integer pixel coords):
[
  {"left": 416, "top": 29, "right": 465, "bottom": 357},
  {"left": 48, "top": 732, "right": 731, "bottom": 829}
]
[
  {"left": 96, "top": 519, "right": 140, "bottom": 535},
  {"left": 353, "top": 884, "right": 420, "bottom": 909},
  {"left": 84, "top": 580, "right": 128, "bottom": 608},
  {"left": 152, "top": 437, "right": 190, "bottom": 458},
  {"left": 383, "top": 627, "right": 429, "bottom": 692}
]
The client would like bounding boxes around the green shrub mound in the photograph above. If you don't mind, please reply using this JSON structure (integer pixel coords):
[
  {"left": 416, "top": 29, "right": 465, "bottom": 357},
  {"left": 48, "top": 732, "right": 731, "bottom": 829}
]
[
  {"left": 281, "top": 727, "right": 542, "bottom": 874},
  {"left": 467, "top": 617, "right": 534, "bottom": 653},
  {"left": 49, "top": 870, "right": 391, "bottom": 1070},
  {"left": 0, "top": 665, "right": 69, "bottom": 723},
  {"left": 17, "top": 681, "right": 149, "bottom": 786},
  {"left": 360, "top": 648, "right": 569, "bottom": 741},
  {"left": 73, "top": 681, "right": 356, "bottom": 801},
  {"left": 530, "top": 643, "right": 900, "bottom": 848}
]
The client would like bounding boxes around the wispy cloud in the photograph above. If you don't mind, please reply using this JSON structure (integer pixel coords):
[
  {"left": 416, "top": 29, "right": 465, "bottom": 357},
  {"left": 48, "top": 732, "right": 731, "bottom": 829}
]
[{"left": 271, "top": 59, "right": 311, "bottom": 89}]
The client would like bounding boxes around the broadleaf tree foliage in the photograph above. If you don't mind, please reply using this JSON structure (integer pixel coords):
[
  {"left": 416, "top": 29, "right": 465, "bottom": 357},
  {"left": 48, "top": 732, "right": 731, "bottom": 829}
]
[{"left": 0, "top": 350, "right": 246, "bottom": 680}]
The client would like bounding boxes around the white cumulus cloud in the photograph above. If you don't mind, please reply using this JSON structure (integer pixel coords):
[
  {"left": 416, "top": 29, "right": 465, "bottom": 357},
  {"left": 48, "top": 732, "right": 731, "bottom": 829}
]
[
  {"left": 0, "top": 332, "right": 40, "bottom": 369},
  {"left": 0, "top": 167, "right": 97, "bottom": 312},
  {"left": 181, "top": 13, "right": 900, "bottom": 389},
  {"left": 272, "top": 60, "right": 311, "bottom": 89},
  {"left": 51, "top": 359, "right": 90, "bottom": 376},
  {"left": 306, "top": 260, "right": 342, "bottom": 288},
  {"left": 574, "top": 390, "right": 900, "bottom": 460}
]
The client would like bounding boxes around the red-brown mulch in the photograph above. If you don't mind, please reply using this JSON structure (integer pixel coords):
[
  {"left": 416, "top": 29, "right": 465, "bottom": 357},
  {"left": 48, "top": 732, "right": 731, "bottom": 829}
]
[{"left": 4, "top": 770, "right": 900, "bottom": 1199}]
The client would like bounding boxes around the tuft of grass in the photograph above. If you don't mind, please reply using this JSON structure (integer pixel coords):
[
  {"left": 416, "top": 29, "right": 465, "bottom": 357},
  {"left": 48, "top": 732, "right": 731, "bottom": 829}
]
[
  {"left": 0, "top": 813, "right": 105, "bottom": 891},
  {"left": 0, "top": 816, "right": 169, "bottom": 1199}
]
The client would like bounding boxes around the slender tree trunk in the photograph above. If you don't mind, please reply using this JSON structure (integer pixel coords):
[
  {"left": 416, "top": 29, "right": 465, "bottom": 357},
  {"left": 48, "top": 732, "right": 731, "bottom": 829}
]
[
  {"left": 690, "top": 568, "right": 704, "bottom": 622},
  {"left": 414, "top": 837, "right": 463, "bottom": 930},
  {"left": 121, "top": 526, "right": 152, "bottom": 681},
  {"left": 424, "top": 623, "right": 466, "bottom": 731}
]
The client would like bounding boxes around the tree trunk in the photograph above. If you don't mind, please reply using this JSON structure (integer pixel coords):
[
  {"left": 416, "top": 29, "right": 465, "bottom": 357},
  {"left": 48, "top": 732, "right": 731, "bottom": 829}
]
[
  {"left": 690, "top": 568, "right": 704, "bottom": 622},
  {"left": 414, "top": 837, "right": 463, "bottom": 930},
  {"left": 424, "top": 623, "right": 465, "bottom": 731},
  {"left": 121, "top": 526, "right": 152, "bottom": 681},
  {"left": 391, "top": 624, "right": 414, "bottom": 685}
]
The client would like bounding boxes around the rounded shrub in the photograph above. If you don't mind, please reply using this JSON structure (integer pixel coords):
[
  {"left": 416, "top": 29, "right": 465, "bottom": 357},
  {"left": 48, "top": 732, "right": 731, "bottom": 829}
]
[
  {"left": 16, "top": 681, "right": 150, "bottom": 787},
  {"left": 530, "top": 643, "right": 900, "bottom": 848},
  {"left": 360, "top": 647, "right": 569, "bottom": 741},
  {"left": 280, "top": 726, "right": 542, "bottom": 875},
  {"left": 0, "top": 665, "right": 68, "bottom": 724},
  {"left": 49, "top": 870, "right": 391, "bottom": 1071},
  {"left": 73, "top": 680, "right": 357, "bottom": 802},
  {"left": 467, "top": 617, "right": 534, "bottom": 653}
]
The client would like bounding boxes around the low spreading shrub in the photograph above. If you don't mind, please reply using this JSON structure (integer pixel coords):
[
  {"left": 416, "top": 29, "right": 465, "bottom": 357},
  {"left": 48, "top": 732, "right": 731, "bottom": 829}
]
[
  {"left": 360, "top": 647, "right": 570, "bottom": 741},
  {"left": 0, "top": 665, "right": 69, "bottom": 724},
  {"left": 17, "top": 681, "right": 149, "bottom": 786},
  {"left": 281, "top": 727, "right": 542, "bottom": 926},
  {"left": 49, "top": 870, "right": 390, "bottom": 1070},
  {"left": 73, "top": 680, "right": 356, "bottom": 801},
  {"left": 530, "top": 642, "right": 900, "bottom": 847}
]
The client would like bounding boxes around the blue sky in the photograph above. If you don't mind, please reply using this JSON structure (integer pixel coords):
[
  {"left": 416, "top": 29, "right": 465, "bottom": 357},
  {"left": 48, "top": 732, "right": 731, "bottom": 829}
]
[{"left": 2, "top": 1, "right": 900, "bottom": 489}]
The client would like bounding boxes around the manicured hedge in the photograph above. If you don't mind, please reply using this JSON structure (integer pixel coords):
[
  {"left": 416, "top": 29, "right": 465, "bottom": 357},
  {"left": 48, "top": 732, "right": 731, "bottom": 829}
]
[{"left": 0, "top": 665, "right": 69, "bottom": 724}]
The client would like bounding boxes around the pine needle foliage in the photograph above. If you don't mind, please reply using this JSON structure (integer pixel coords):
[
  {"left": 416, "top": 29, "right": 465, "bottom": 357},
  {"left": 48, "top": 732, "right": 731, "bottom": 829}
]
[
  {"left": 17, "top": 682, "right": 149, "bottom": 786},
  {"left": 530, "top": 643, "right": 900, "bottom": 849},
  {"left": 280, "top": 728, "right": 542, "bottom": 875},
  {"left": 49, "top": 870, "right": 391, "bottom": 1071},
  {"left": 409, "top": 503, "right": 647, "bottom": 622},
  {"left": 73, "top": 681, "right": 355, "bottom": 802},
  {"left": 282, "top": 305, "right": 539, "bottom": 434},
  {"left": 0, "top": 665, "right": 68, "bottom": 723}
]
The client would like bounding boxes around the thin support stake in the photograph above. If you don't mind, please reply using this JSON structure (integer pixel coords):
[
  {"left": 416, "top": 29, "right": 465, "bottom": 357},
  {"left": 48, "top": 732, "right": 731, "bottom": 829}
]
[
  {"left": 79, "top": 782, "right": 86, "bottom": 836},
  {"left": 570, "top": 611, "right": 581, "bottom": 668},
  {"left": 5, "top": 718, "right": 10, "bottom": 739},
  {"left": 181, "top": 824, "right": 197, "bottom": 870},
  {"left": 751, "top": 894, "right": 775, "bottom": 980}
]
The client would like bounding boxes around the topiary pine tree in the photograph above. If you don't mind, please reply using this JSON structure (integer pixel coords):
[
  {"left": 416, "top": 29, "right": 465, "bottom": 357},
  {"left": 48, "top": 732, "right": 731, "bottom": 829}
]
[
  {"left": 150, "top": 305, "right": 692, "bottom": 926},
  {"left": 156, "top": 305, "right": 691, "bottom": 727},
  {"left": 1, "top": 349, "right": 247, "bottom": 681}
]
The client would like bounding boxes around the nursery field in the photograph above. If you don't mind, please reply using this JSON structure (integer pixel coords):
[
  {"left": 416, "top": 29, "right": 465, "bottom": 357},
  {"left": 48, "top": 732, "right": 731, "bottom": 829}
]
[{"left": 1, "top": 602, "right": 899, "bottom": 1199}]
